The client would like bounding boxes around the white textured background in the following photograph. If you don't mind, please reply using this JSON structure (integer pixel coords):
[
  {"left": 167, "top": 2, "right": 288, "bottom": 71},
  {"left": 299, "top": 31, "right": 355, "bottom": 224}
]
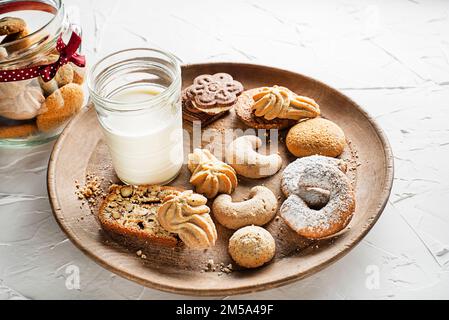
[{"left": 1, "top": 0, "right": 449, "bottom": 299}]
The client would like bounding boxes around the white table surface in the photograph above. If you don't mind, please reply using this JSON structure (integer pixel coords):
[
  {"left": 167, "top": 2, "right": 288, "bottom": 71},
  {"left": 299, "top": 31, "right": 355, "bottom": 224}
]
[{"left": 1, "top": 0, "right": 449, "bottom": 300}]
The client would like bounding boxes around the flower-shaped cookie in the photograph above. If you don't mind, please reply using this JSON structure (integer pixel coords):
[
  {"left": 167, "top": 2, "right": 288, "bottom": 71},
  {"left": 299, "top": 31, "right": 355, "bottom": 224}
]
[
  {"left": 188, "top": 148, "right": 238, "bottom": 199},
  {"left": 185, "top": 73, "right": 243, "bottom": 114}
]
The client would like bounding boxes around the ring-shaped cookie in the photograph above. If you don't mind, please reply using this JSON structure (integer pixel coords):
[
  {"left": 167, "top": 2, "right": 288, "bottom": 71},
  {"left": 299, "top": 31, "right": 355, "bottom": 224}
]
[
  {"left": 281, "top": 155, "right": 347, "bottom": 208},
  {"left": 280, "top": 156, "right": 355, "bottom": 239}
]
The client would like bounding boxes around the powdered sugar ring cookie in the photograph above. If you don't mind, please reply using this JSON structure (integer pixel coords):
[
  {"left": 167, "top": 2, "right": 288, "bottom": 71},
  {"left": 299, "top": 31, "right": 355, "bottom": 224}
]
[
  {"left": 186, "top": 73, "right": 243, "bottom": 111},
  {"left": 281, "top": 155, "right": 347, "bottom": 208},
  {"left": 280, "top": 156, "right": 355, "bottom": 239}
]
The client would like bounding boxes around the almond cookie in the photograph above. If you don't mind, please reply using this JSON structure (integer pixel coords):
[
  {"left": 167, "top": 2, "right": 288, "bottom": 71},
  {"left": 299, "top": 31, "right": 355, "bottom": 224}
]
[
  {"left": 188, "top": 148, "right": 238, "bottom": 199},
  {"left": 0, "top": 122, "right": 37, "bottom": 139},
  {"left": 36, "top": 83, "right": 84, "bottom": 132},
  {"left": 280, "top": 156, "right": 355, "bottom": 239},
  {"left": 185, "top": 73, "right": 243, "bottom": 114},
  {"left": 225, "top": 135, "right": 282, "bottom": 179},
  {"left": 158, "top": 190, "right": 217, "bottom": 249},
  {"left": 228, "top": 226, "right": 276, "bottom": 268},
  {"left": 212, "top": 186, "right": 277, "bottom": 230},
  {"left": 286, "top": 118, "right": 346, "bottom": 158},
  {"left": 99, "top": 185, "right": 182, "bottom": 248},
  {"left": 0, "top": 17, "right": 27, "bottom": 36}
]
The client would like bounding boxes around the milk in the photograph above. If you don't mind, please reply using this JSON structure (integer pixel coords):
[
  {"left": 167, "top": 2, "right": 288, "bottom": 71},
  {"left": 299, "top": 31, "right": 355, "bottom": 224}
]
[{"left": 99, "top": 86, "right": 183, "bottom": 185}]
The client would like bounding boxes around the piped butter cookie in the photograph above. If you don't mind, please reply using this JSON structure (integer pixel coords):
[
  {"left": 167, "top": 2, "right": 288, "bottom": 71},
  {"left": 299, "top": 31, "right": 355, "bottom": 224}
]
[
  {"left": 188, "top": 148, "right": 238, "bottom": 199},
  {"left": 235, "top": 86, "right": 320, "bottom": 130},
  {"left": 158, "top": 190, "right": 217, "bottom": 249}
]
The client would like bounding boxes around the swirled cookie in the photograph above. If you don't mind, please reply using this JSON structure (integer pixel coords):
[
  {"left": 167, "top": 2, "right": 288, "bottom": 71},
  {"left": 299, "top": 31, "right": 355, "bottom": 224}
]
[
  {"left": 252, "top": 86, "right": 320, "bottom": 121},
  {"left": 158, "top": 190, "right": 217, "bottom": 249},
  {"left": 235, "top": 86, "right": 320, "bottom": 129},
  {"left": 280, "top": 156, "right": 355, "bottom": 239},
  {"left": 188, "top": 148, "right": 238, "bottom": 199}
]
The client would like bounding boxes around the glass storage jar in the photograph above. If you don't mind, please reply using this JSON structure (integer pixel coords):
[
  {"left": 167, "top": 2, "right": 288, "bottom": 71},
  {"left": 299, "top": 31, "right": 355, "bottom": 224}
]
[{"left": 0, "top": 0, "right": 86, "bottom": 146}]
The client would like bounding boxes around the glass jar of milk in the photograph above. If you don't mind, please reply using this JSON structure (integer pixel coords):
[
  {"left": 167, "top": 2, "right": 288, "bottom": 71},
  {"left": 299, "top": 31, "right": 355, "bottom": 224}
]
[{"left": 88, "top": 48, "right": 183, "bottom": 185}]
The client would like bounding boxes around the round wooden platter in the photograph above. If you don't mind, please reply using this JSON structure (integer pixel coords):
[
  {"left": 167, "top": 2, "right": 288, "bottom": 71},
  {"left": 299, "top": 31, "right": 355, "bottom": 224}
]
[{"left": 48, "top": 62, "right": 394, "bottom": 296}]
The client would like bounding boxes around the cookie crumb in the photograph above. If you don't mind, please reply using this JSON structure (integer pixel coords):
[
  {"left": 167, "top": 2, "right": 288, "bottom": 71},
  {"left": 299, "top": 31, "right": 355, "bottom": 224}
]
[{"left": 202, "top": 259, "right": 234, "bottom": 275}]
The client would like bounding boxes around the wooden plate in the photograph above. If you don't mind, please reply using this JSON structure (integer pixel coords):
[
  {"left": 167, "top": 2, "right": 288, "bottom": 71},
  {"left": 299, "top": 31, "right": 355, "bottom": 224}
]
[{"left": 48, "top": 63, "right": 393, "bottom": 296}]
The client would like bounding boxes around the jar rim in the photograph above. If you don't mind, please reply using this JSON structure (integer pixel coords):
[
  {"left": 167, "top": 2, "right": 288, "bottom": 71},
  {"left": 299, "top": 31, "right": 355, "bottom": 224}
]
[
  {"left": 0, "top": 0, "right": 64, "bottom": 64},
  {"left": 88, "top": 48, "right": 182, "bottom": 112}
]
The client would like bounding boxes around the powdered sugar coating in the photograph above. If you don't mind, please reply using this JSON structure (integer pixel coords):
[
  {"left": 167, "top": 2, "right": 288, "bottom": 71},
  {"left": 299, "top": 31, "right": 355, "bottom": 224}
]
[
  {"left": 281, "top": 155, "right": 347, "bottom": 207},
  {"left": 280, "top": 156, "right": 355, "bottom": 239}
]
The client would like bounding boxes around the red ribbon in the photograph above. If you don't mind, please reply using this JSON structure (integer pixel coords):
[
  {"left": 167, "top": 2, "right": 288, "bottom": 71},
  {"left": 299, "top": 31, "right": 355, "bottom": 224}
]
[{"left": 0, "top": 31, "right": 86, "bottom": 83}]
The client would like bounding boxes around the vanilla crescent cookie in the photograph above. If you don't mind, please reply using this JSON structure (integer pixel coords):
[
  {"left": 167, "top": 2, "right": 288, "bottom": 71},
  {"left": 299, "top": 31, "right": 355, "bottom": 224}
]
[
  {"left": 225, "top": 135, "right": 282, "bottom": 179},
  {"left": 280, "top": 156, "right": 355, "bottom": 239},
  {"left": 157, "top": 190, "right": 217, "bottom": 249},
  {"left": 212, "top": 186, "right": 278, "bottom": 230}
]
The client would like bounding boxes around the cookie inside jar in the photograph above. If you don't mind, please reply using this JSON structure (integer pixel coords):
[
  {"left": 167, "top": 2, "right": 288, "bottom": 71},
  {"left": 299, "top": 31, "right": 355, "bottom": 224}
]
[{"left": 0, "top": 0, "right": 86, "bottom": 146}]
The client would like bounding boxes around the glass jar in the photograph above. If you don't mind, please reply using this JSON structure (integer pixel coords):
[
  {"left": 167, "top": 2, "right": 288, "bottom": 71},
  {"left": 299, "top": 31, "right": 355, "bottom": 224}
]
[
  {"left": 88, "top": 48, "right": 183, "bottom": 186},
  {"left": 0, "top": 0, "right": 86, "bottom": 147}
]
